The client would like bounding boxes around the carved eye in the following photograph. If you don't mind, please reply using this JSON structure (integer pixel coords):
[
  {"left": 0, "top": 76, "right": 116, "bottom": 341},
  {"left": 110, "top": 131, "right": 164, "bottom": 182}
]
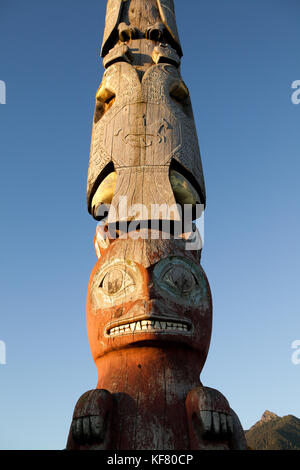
[
  {"left": 91, "top": 261, "right": 143, "bottom": 311},
  {"left": 99, "top": 268, "right": 135, "bottom": 297},
  {"left": 153, "top": 257, "right": 207, "bottom": 306},
  {"left": 162, "top": 266, "right": 197, "bottom": 295}
]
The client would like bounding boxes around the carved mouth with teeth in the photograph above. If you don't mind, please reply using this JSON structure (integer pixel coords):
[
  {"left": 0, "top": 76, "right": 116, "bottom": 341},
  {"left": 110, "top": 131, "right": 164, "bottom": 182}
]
[{"left": 106, "top": 319, "right": 192, "bottom": 337}]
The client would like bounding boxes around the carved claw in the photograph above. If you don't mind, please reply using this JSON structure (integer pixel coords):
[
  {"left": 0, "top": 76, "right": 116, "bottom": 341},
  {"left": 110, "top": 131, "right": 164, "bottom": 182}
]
[
  {"left": 118, "top": 22, "right": 138, "bottom": 42},
  {"left": 152, "top": 44, "right": 181, "bottom": 68},
  {"left": 72, "top": 413, "right": 110, "bottom": 446},
  {"left": 198, "top": 410, "right": 233, "bottom": 439},
  {"left": 66, "top": 389, "right": 113, "bottom": 450},
  {"left": 186, "top": 387, "right": 233, "bottom": 450},
  {"left": 103, "top": 44, "right": 133, "bottom": 69},
  {"left": 186, "top": 387, "right": 247, "bottom": 450},
  {"left": 145, "top": 22, "right": 165, "bottom": 42}
]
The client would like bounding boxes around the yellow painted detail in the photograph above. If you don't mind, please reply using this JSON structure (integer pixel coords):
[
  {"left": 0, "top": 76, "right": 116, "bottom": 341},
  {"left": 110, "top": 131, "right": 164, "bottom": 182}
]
[
  {"left": 170, "top": 170, "right": 200, "bottom": 206},
  {"left": 92, "top": 172, "right": 117, "bottom": 215}
]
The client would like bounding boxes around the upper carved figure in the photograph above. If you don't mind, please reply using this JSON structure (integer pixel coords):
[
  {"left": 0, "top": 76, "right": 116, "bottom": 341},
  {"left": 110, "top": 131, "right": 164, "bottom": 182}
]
[
  {"left": 87, "top": 0, "right": 205, "bottom": 225},
  {"left": 101, "top": 0, "right": 183, "bottom": 58}
]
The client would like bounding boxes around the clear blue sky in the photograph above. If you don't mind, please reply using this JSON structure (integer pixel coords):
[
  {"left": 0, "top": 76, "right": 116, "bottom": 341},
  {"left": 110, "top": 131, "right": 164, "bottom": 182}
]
[{"left": 0, "top": 0, "right": 299, "bottom": 450}]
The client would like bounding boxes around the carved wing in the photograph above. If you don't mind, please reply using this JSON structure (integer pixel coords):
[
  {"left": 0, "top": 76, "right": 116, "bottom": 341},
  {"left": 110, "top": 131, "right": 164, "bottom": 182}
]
[
  {"left": 101, "top": 0, "right": 123, "bottom": 58},
  {"left": 157, "top": 0, "right": 183, "bottom": 57}
]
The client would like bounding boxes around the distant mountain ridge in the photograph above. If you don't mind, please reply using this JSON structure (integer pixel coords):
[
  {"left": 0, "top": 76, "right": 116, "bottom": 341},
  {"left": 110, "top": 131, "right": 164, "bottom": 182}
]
[{"left": 246, "top": 410, "right": 300, "bottom": 450}]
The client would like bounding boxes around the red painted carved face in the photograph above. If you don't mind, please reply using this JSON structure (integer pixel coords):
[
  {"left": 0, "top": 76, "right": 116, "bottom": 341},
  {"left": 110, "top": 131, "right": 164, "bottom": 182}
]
[{"left": 87, "top": 236, "right": 212, "bottom": 365}]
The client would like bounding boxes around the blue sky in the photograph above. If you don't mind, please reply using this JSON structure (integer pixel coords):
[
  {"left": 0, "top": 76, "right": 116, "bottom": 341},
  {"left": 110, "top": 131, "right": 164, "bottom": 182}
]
[{"left": 0, "top": 0, "right": 299, "bottom": 450}]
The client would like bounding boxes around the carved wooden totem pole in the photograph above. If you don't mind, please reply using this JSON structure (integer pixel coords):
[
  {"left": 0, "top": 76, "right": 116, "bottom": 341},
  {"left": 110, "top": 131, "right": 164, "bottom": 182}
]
[{"left": 66, "top": 0, "right": 247, "bottom": 450}]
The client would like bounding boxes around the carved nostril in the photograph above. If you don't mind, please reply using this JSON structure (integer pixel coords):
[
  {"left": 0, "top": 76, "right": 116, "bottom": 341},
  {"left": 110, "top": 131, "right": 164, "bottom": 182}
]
[
  {"left": 114, "top": 307, "right": 124, "bottom": 319},
  {"left": 145, "top": 23, "right": 165, "bottom": 42},
  {"left": 147, "top": 282, "right": 156, "bottom": 299},
  {"left": 149, "top": 29, "right": 163, "bottom": 42},
  {"left": 118, "top": 23, "right": 138, "bottom": 42},
  {"left": 119, "top": 30, "right": 131, "bottom": 42}
]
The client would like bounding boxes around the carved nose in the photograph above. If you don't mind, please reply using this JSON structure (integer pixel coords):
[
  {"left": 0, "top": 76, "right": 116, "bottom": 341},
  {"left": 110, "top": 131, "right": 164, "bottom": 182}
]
[
  {"left": 146, "top": 299, "right": 166, "bottom": 317},
  {"left": 127, "top": 299, "right": 167, "bottom": 319},
  {"left": 146, "top": 281, "right": 156, "bottom": 301}
]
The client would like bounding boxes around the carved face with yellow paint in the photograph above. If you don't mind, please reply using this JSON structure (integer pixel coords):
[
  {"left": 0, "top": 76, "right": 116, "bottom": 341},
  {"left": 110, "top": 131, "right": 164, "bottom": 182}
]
[
  {"left": 88, "top": 60, "right": 205, "bottom": 223},
  {"left": 87, "top": 235, "right": 212, "bottom": 368}
]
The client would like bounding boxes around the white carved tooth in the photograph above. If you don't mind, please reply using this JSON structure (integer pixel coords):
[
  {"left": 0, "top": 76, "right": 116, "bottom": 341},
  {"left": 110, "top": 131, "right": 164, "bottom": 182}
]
[
  {"left": 130, "top": 322, "right": 136, "bottom": 332},
  {"left": 136, "top": 322, "right": 141, "bottom": 331},
  {"left": 155, "top": 321, "right": 161, "bottom": 330},
  {"left": 161, "top": 322, "right": 166, "bottom": 330}
]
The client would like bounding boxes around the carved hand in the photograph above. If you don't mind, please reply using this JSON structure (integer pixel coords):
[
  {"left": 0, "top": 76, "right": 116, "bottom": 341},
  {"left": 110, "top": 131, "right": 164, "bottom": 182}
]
[
  {"left": 186, "top": 387, "right": 233, "bottom": 450},
  {"left": 66, "top": 389, "right": 113, "bottom": 450}
]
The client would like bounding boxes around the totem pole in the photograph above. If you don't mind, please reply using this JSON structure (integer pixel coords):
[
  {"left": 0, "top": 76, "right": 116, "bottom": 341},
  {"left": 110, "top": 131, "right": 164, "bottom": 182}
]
[{"left": 66, "top": 0, "right": 247, "bottom": 450}]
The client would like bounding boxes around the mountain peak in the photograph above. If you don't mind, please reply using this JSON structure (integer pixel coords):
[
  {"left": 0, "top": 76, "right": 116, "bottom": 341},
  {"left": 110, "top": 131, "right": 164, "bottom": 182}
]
[
  {"left": 261, "top": 410, "right": 280, "bottom": 423},
  {"left": 246, "top": 412, "right": 300, "bottom": 450}
]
